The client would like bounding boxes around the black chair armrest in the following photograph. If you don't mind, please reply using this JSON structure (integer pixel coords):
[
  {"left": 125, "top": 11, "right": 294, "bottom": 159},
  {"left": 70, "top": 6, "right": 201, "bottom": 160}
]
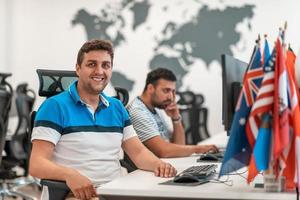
[{"left": 40, "top": 179, "right": 70, "bottom": 200}]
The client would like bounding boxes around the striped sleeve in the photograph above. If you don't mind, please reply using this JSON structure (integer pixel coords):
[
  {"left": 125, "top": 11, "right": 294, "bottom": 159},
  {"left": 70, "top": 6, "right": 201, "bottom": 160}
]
[
  {"left": 128, "top": 105, "right": 160, "bottom": 143},
  {"left": 31, "top": 98, "right": 63, "bottom": 144},
  {"left": 114, "top": 100, "right": 137, "bottom": 141}
]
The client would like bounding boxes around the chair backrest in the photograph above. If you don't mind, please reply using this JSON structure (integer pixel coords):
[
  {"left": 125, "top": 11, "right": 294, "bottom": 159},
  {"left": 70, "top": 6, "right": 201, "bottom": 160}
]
[
  {"left": 177, "top": 91, "right": 197, "bottom": 144},
  {"left": 37, "top": 69, "right": 78, "bottom": 98},
  {"left": 177, "top": 91, "right": 195, "bottom": 106},
  {"left": 32, "top": 69, "right": 78, "bottom": 200},
  {"left": 0, "top": 73, "right": 13, "bottom": 164},
  {"left": 10, "top": 83, "right": 35, "bottom": 162},
  {"left": 114, "top": 86, "right": 129, "bottom": 106},
  {"left": 197, "top": 107, "right": 210, "bottom": 141},
  {"left": 36, "top": 69, "right": 129, "bottom": 105},
  {"left": 194, "top": 94, "right": 209, "bottom": 141},
  {"left": 177, "top": 91, "right": 210, "bottom": 144}
]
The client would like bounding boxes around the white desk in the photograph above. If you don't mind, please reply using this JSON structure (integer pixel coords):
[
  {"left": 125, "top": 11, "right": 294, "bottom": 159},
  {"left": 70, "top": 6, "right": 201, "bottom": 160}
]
[{"left": 97, "top": 133, "right": 296, "bottom": 200}]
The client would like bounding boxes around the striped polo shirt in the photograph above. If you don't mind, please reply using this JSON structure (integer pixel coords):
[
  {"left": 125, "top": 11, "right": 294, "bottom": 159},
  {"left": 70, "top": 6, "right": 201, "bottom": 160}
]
[
  {"left": 31, "top": 81, "right": 137, "bottom": 186},
  {"left": 127, "top": 97, "right": 173, "bottom": 142}
]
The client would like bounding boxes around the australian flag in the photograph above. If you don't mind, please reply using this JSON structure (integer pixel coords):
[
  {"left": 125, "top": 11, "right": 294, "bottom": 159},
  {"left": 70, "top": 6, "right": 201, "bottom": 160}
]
[{"left": 220, "top": 44, "right": 264, "bottom": 176}]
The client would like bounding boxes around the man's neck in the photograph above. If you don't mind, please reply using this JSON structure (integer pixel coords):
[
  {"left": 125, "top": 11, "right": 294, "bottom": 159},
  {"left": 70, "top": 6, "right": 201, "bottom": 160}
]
[
  {"left": 139, "top": 94, "right": 155, "bottom": 112},
  {"left": 77, "top": 85, "right": 100, "bottom": 111}
]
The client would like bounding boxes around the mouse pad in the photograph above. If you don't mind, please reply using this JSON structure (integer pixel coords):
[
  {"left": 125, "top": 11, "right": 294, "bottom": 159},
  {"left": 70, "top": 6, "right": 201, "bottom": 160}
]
[{"left": 159, "top": 179, "right": 209, "bottom": 186}]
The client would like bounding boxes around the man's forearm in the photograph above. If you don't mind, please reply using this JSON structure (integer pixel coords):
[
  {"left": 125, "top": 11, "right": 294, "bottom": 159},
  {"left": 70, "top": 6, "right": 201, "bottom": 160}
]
[
  {"left": 131, "top": 147, "right": 162, "bottom": 172},
  {"left": 29, "top": 155, "right": 76, "bottom": 181}
]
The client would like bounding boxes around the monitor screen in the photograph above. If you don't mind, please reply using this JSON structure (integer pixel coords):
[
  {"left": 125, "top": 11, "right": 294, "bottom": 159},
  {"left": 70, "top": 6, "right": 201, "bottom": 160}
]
[{"left": 221, "top": 54, "right": 248, "bottom": 135}]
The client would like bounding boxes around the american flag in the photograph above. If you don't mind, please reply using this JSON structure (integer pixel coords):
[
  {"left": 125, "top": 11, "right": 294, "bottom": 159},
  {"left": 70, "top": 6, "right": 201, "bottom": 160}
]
[
  {"left": 246, "top": 45, "right": 275, "bottom": 183},
  {"left": 246, "top": 39, "right": 273, "bottom": 147}
]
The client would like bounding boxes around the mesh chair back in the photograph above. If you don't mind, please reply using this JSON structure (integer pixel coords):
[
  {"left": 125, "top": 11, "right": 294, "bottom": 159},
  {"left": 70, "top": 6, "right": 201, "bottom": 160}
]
[
  {"left": 37, "top": 69, "right": 78, "bottom": 98},
  {"left": 10, "top": 83, "right": 35, "bottom": 162},
  {"left": 114, "top": 86, "right": 129, "bottom": 106},
  {"left": 177, "top": 91, "right": 196, "bottom": 144},
  {"left": 177, "top": 91, "right": 210, "bottom": 144},
  {"left": 36, "top": 69, "right": 129, "bottom": 105},
  {"left": 177, "top": 91, "right": 195, "bottom": 106}
]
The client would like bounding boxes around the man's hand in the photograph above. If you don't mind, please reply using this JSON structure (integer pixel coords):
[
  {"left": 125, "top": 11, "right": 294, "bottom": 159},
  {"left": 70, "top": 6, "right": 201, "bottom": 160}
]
[
  {"left": 66, "top": 169, "right": 97, "bottom": 200},
  {"left": 194, "top": 144, "right": 219, "bottom": 154},
  {"left": 154, "top": 161, "right": 177, "bottom": 178},
  {"left": 165, "top": 102, "right": 180, "bottom": 120}
]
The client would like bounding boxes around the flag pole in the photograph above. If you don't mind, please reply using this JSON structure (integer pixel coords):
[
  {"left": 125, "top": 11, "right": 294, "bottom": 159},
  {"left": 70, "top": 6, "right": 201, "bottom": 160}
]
[{"left": 245, "top": 35, "right": 261, "bottom": 73}]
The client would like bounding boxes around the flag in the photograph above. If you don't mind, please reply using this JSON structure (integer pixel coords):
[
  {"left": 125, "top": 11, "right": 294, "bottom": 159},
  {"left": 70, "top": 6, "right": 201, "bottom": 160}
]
[
  {"left": 273, "top": 39, "right": 290, "bottom": 169},
  {"left": 262, "top": 38, "right": 271, "bottom": 67},
  {"left": 219, "top": 44, "right": 264, "bottom": 176},
  {"left": 282, "top": 47, "right": 300, "bottom": 189},
  {"left": 247, "top": 114, "right": 273, "bottom": 184},
  {"left": 286, "top": 47, "right": 296, "bottom": 86},
  {"left": 253, "top": 113, "right": 272, "bottom": 170},
  {"left": 246, "top": 39, "right": 272, "bottom": 147},
  {"left": 246, "top": 43, "right": 275, "bottom": 183},
  {"left": 294, "top": 48, "right": 300, "bottom": 90},
  {"left": 286, "top": 47, "right": 300, "bottom": 101}
]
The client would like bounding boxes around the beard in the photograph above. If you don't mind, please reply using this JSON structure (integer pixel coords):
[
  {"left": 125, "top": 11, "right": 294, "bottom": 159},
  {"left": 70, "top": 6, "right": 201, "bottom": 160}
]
[
  {"left": 85, "top": 81, "right": 108, "bottom": 95},
  {"left": 153, "top": 99, "right": 172, "bottom": 109}
]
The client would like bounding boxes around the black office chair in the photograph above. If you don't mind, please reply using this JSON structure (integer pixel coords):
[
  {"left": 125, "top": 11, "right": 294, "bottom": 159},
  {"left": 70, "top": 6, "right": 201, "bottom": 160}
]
[
  {"left": 0, "top": 73, "right": 13, "bottom": 143},
  {"left": 0, "top": 73, "right": 13, "bottom": 198},
  {"left": 8, "top": 83, "right": 36, "bottom": 176},
  {"left": 194, "top": 94, "right": 210, "bottom": 141},
  {"left": 31, "top": 69, "right": 78, "bottom": 199},
  {"left": 2, "top": 83, "right": 38, "bottom": 199},
  {"left": 177, "top": 91, "right": 210, "bottom": 144},
  {"left": 31, "top": 69, "right": 130, "bottom": 200},
  {"left": 176, "top": 91, "right": 197, "bottom": 144},
  {"left": 0, "top": 74, "right": 36, "bottom": 199}
]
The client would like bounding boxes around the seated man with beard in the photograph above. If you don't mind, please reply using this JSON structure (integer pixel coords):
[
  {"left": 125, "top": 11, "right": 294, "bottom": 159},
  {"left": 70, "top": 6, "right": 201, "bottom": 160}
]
[{"left": 127, "top": 68, "right": 218, "bottom": 158}]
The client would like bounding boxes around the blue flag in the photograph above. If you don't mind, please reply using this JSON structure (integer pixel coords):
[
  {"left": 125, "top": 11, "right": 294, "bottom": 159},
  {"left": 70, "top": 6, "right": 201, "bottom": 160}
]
[
  {"left": 220, "top": 45, "right": 264, "bottom": 176},
  {"left": 263, "top": 38, "right": 271, "bottom": 67},
  {"left": 253, "top": 114, "right": 272, "bottom": 171}
]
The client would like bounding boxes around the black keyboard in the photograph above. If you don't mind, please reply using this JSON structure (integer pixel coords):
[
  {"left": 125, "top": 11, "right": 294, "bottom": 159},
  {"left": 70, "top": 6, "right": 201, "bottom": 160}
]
[{"left": 180, "top": 164, "right": 217, "bottom": 179}]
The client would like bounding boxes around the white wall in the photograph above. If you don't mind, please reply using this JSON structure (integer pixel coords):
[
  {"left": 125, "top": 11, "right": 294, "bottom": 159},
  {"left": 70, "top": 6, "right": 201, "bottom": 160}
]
[
  {"left": 0, "top": 0, "right": 8, "bottom": 72},
  {"left": 2, "top": 0, "right": 300, "bottom": 135}
]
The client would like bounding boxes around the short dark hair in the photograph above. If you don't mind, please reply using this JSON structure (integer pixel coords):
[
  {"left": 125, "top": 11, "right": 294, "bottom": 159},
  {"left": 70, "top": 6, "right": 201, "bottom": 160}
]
[
  {"left": 143, "top": 68, "right": 177, "bottom": 92},
  {"left": 76, "top": 39, "right": 114, "bottom": 66}
]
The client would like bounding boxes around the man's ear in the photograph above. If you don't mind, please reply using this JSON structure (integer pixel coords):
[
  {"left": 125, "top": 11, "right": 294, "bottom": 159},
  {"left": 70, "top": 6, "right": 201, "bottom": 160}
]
[
  {"left": 75, "top": 64, "right": 80, "bottom": 76},
  {"left": 148, "top": 84, "right": 155, "bottom": 93}
]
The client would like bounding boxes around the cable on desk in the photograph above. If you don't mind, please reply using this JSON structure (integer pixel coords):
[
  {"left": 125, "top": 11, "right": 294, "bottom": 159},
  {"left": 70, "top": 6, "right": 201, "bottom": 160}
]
[
  {"left": 212, "top": 169, "right": 249, "bottom": 187},
  {"left": 296, "top": 186, "right": 299, "bottom": 200},
  {"left": 210, "top": 175, "right": 233, "bottom": 187},
  {"left": 215, "top": 169, "right": 248, "bottom": 180}
]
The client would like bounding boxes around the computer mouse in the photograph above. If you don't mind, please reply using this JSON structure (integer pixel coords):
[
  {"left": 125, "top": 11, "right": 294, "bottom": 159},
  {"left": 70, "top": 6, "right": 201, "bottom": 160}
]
[
  {"left": 197, "top": 154, "right": 220, "bottom": 162},
  {"left": 173, "top": 173, "right": 200, "bottom": 183}
]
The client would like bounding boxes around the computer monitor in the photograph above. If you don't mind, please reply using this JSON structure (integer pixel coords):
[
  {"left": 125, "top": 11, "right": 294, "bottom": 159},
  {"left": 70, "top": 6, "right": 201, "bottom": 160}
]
[{"left": 221, "top": 54, "right": 248, "bottom": 135}]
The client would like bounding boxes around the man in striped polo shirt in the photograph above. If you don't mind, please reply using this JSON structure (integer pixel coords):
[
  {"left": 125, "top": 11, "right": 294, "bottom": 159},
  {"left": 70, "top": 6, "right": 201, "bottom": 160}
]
[
  {"left": 127, "top": 68, "right": 218, "bottom": 158},
  {"left": 29, "top": 40, "right": 176, "bottom": 200}
]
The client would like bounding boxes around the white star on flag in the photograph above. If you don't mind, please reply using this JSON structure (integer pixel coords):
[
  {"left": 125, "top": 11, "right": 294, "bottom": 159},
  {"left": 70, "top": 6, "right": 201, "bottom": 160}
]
[{"left": 239, "top": 118, "right": 246, "bottom": 125}]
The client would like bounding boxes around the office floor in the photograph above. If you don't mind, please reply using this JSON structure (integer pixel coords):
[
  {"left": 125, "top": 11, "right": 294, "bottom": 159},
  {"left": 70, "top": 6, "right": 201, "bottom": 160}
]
[{"left": 2, "top": 183, "right": 41, "bottom": 200}]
